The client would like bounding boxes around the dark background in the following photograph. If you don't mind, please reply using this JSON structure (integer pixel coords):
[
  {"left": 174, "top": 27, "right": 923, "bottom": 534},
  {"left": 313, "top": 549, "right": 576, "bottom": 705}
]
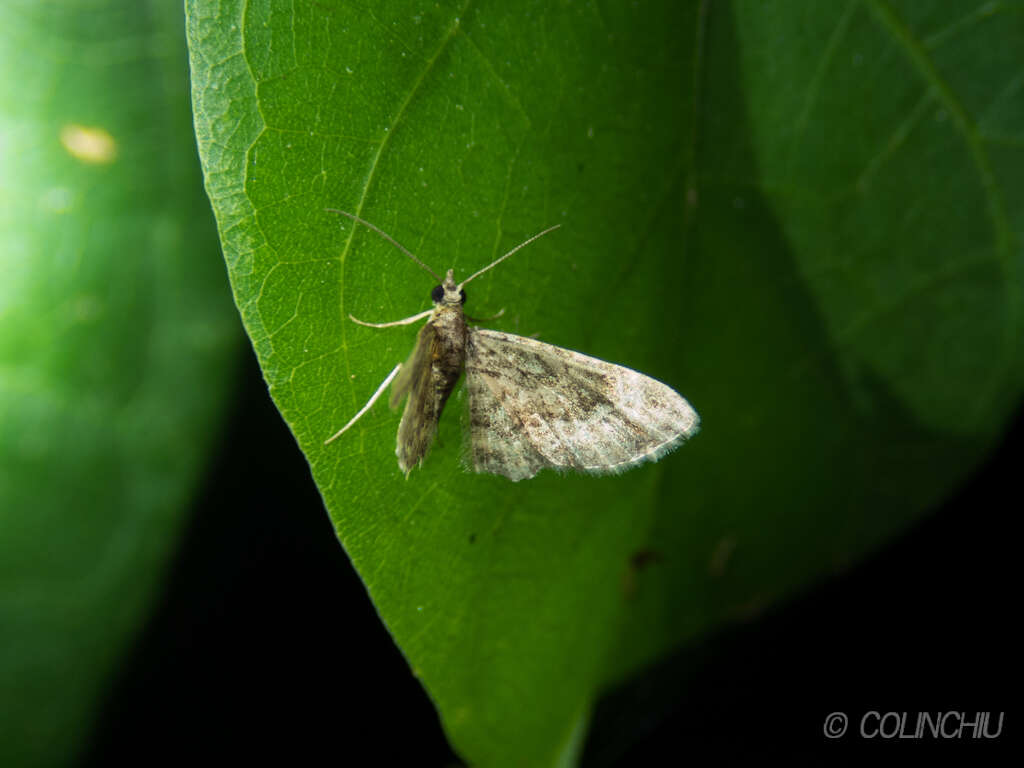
[{"left": 84, "top": 348, "right": 1017, "bottom": 765}]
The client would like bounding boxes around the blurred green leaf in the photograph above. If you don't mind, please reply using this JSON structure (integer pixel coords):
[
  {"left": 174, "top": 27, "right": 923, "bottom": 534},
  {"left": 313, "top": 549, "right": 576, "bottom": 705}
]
[
  {"left": 0, "top": 2, "right": 238, "bottom": 764},
  {"left": 187, "top": 0, "right": 1022, "bottom": 764}
]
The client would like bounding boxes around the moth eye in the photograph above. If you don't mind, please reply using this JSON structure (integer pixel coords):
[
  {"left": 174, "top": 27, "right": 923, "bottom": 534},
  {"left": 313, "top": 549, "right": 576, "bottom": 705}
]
[
  {"left": 431, "top": 285, "right": 444, "bottom": 303},
  {"left": 460, "top": 288, "right": 467, "bottom": 304}
]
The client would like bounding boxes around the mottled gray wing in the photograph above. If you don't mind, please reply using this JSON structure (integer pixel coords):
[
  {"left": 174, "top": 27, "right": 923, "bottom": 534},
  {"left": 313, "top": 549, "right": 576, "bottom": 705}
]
[
  {"left": 465, "top": 329, "right": 700, "bottom": 481},
  {"left": 391, "top": 322, "right": 440, "bottom": 476}
]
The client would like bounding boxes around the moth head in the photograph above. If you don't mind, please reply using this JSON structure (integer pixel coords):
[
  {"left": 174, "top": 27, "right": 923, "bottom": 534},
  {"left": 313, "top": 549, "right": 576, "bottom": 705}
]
[{"left": 432, "top": 269, "right": 467, "bottom": 306}]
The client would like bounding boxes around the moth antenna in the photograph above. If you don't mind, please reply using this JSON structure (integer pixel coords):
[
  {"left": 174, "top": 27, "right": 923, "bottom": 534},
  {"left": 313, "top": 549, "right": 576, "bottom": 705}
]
[
  {"left": 459, "top": 224, "right": 561, "bottom": 288},
  {"left": 326, "top": 208, "right": 442, "bottom": 282}
]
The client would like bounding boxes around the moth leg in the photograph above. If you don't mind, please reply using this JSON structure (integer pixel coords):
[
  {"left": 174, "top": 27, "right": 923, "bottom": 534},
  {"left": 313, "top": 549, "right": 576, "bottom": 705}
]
[
  {"left": 349, "top": 308, "right": 433, "bottom": 328},
  {"left": 324, "top": 363, "right": 402, "bottom": 444},
  {"left": 465, "top": 307, "right": 505, "bottom": 323}
]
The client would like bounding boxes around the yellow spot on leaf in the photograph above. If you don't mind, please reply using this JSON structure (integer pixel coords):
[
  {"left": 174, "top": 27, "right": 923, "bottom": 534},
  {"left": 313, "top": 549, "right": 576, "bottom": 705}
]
[{"left": 60, "top": 124, "right": 117, "bottom": 164}]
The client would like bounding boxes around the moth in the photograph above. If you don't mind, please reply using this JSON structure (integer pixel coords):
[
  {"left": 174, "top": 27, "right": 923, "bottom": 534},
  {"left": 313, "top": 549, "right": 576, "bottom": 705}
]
[{"left": 324, "top": 210, "right": 700, "bottom": 481}]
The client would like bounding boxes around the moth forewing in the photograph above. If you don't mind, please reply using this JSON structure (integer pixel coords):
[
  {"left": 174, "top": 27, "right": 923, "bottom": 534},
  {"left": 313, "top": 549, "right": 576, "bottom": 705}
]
[
  {"left": 465, "top": 329, "right": 699, "bottom": 481},
  {"left": 391, "top": 322, "right": 438, "bottom": 475}
]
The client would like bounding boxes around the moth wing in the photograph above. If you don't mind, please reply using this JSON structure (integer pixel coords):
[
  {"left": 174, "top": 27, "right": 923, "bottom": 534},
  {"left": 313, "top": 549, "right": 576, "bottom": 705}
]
[
  {"left": 465, "top": 329, "right": 699, "bottom": 481},
  {"left": 391, "top": 322, "right": 441, "bottom": 475}
]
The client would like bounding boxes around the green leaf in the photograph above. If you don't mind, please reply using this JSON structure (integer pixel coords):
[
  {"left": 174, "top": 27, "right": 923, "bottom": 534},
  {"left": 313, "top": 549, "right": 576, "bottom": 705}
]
[
  {"left": 0, "top": 3, "right": 239, "bottom": 764},
  {"left": 187, "top": 0, "right": 1023, "bottom": 764}
]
